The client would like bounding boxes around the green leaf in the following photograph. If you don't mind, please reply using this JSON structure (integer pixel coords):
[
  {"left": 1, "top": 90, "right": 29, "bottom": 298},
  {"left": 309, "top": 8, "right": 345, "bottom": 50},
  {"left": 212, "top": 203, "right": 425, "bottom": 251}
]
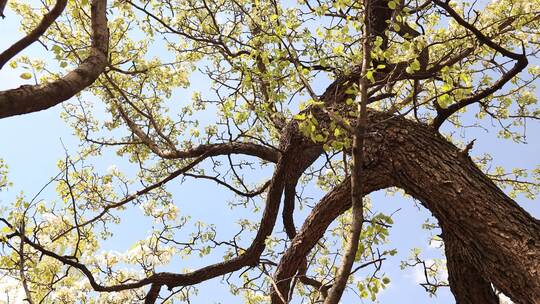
[
  {"left": 294, "top": 113, "right": 306, "bottom": 121},
  {"left": 345, "top": 87, "right": 357, "bottom": 94},
  {"left": 314, "top": 134, "right": 325, "bottom": 142},
  {"left": 333, "top": 44, "right": 344, "bottom": 55},
  {"left": 411, "top": 59, "right": 421, "bottom": 71},
  {"left": 51, "top": 45, "right": 62, "bottom": 54},
  {"left": 20, "top": 72, "right": 32, "bottom": 80},
  {"left": 388, "top": 1, "right": 397, "bottom": 9},
  {"left": 366, "top": 70, "right": 374, "bottom": 82}
]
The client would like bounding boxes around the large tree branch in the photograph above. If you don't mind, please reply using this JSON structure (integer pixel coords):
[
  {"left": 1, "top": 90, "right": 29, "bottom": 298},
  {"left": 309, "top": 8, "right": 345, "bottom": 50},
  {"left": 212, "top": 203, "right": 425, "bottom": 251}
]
[
  {"left": 0, "top": 0, "right": 67, "bottom": 70},
  {"left": 273, "top": 109, "right": 540, "bottom": 303},
  {"left": 443, "top": 231, "right": 499, "bottom": 304},
  {"left": 271, "top": 169, "right": 393, "bottom": 303},
  {"left": 2, "top": 118, "right": 322, "bottom": 301},
  {"left": 2, "top": 161, "right": 286, "bottom": 294},
  {"left": 379, "top": 112, "right": 540, "bottom": 303},
  {"left": 0, "top": 0, "right": 108, "bottom": 119}
]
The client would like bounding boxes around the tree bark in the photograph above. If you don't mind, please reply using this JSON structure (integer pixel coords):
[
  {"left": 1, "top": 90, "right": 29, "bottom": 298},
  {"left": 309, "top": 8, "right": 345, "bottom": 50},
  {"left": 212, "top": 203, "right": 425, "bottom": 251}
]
[
  {"left": 383, "top": 115, "right": 540, "bottom": 303},
  {"left": 272, "top": 111, "right": 540, "bottom": 304},
  {"left": 444, "top": 232, "right": 499, "bottom": 304},
  {"left": 271, "top": 166, "right": 395, "bottom": 303}
]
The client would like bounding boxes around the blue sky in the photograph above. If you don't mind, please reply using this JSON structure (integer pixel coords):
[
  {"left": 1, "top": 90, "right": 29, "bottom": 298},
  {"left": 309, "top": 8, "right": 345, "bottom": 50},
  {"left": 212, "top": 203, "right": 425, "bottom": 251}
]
[{"left": 0, "top": 2, "right": 539, "bottom": 303}]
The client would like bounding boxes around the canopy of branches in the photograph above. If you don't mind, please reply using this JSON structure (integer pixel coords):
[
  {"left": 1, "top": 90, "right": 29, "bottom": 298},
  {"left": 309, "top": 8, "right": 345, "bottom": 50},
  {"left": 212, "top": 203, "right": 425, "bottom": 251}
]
[{"left": 0, "top": 0, "right": 539, "bottom": 303}]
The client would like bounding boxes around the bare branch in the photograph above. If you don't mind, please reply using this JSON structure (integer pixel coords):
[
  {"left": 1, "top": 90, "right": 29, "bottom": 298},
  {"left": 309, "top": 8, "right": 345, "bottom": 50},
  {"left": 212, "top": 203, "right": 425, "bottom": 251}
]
[{"left": 0, "top": 0, "right": 7, "bottom": 18}]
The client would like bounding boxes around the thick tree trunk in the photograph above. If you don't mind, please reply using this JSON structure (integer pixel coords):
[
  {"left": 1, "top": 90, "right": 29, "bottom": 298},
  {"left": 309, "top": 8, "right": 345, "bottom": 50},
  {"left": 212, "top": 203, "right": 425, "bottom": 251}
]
[
  {"left": 382, "top": 114, "right": 540, "bottom": 303},
  {"left": 272, "top": 111, "right": 540, "bottom": 304},
  {"left": 444, "top": 232, "right": 499, "bottom": 304}
]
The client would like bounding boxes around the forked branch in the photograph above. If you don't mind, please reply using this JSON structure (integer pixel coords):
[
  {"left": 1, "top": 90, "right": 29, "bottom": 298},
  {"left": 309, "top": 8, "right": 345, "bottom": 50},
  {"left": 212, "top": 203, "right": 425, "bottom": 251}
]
[{"left": 431, "top": 0, "right": 528, "bottom": 129}]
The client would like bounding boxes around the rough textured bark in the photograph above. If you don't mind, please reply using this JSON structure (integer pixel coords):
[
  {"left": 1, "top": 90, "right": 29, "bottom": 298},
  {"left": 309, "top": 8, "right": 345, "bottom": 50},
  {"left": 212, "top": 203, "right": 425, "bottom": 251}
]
[
  {"left": 0, "top": 0, "right": 108, "bottom": 119},
  {"left": 272, "top": 111, "right": 540, "bottom": 304},
  {"left": 1, "top": 0, "right": 538, "bottom": 302},
  {"left": 444, "top": 232, "right": 499, "bottom": 304},
  {"left": 383, "top": 115, "right": 540, "bottom": 303}
]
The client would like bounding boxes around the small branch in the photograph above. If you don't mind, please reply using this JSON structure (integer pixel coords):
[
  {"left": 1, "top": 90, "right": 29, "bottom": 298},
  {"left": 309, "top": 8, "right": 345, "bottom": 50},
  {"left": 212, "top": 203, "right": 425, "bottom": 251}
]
[
  {"left": 282, "top": 182, "right": 298, "bottom": 240},
  {"left": 18, "top": 218, "right": 34, "bottom": 304},
  {"left": 53, "top": 153, "right": 209, "bottom": 240},
  {"left": 323, "top": 0, "right": 372, "bottom": 302},
  {"left": 0, "top": 0, "right": 8, "bottom": 18},
  {"left": 460, "top": 139, "right": 476, "bottom": 156},
  {"left": 144, "top": 283, "right": 162, "bottom": 304},
  {"left": 183, "top": 173, "right": 270, "bottom": 198},
  {"left": 433, "top": 0, "right": 523, "bottom": 60},
  {"left": 431, "top": 0, "right": 528, "bottom": 129}
]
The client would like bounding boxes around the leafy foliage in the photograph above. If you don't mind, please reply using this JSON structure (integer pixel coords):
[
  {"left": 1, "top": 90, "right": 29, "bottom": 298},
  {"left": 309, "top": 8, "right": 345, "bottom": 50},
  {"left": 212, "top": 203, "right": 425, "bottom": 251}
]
[{"left": 0, "top": 0, "right": 539, "bottom": 302}]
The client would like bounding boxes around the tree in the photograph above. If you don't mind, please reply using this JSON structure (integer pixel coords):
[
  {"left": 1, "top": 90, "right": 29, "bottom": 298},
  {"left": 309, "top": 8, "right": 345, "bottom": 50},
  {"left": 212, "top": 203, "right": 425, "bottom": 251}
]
[{"left": 0, "top": 0, "right": 539, "bottom": 303}]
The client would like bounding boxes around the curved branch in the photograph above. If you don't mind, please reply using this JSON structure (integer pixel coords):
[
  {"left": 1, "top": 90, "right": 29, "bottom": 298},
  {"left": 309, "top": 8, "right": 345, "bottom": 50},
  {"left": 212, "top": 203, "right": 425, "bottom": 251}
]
[
  {"left": 282, "top": 182, "right": 298, "bottom": 239},
  {"left": 432, "top": 54, "right": 527, "bottom": 129},
  {"left": 433, "top": 0, "right": 523, "bottom": 60},
  {"left": 0, "top": 0, "right": 109, "bottom": 119},
  {"left": 0, "top": 0, "right": 67, "bottom": 70},
  {"left": 273, "top": 111, "right": 540, "bottom": 304},
  {"left": 103, "top": 75, "right": 280, "bottom": 163},
  {"left": 53, "top": 153, "right": 210, "bottom": 240},
  {"left": 380, "top": 113, "right": 540, "bottom": 303},
  {"left": 2, "top": 121, "right": 322, "bottom": 299},
  {"left": 184, "top": 173, "right": 271, "bottom": 198},
  {"left": 271, "top": 168, "right": 393, "bottom": 303}
]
